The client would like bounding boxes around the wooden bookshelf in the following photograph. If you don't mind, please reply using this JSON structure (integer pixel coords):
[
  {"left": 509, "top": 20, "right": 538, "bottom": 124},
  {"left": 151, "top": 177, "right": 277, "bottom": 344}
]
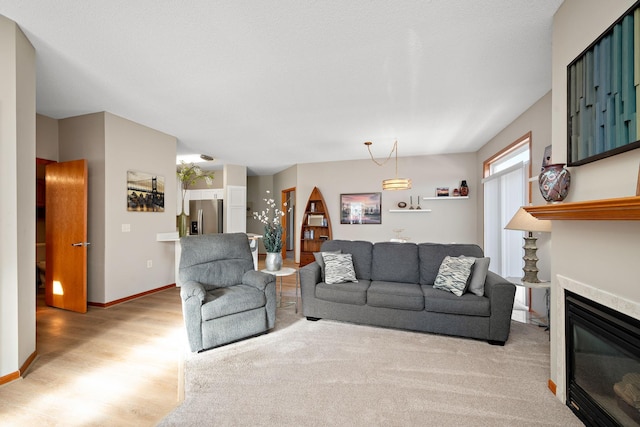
[{"left": 299, "top": 187, "right": 332, "bottom": 267}]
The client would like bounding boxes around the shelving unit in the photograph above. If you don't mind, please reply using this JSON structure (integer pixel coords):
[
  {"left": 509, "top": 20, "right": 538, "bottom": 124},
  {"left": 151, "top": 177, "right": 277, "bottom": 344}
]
[
  {"left": 422, "top": 196, "right": 469, "bottom": 200},
  {"left": 299, "top": 187, "right": 332, "bottom": 267},
  {"left": 388, "top": 209, "right": 432, "bottom": 213}
]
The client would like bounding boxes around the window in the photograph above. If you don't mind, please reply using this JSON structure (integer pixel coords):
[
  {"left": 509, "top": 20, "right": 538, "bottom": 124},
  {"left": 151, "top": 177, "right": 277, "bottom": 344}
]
[{"left": 483, "top": 133, "right": 531, "bottom": 316}]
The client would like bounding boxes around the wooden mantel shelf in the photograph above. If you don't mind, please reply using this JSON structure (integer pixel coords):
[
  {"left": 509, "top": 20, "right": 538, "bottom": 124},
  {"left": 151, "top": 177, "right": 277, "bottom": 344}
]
[{"left": 524, "top": 196, "right": 640, "bottom": 221}]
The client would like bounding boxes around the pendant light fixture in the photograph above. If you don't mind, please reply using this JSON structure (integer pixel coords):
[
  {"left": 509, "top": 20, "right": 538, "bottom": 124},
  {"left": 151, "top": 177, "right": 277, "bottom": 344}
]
[{"left": 364, "top": 140, "right": 412, "bottom": 191}]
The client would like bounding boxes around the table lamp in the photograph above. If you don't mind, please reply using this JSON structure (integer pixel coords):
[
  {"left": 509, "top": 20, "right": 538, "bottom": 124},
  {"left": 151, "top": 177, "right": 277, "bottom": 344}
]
[{"left": 504, "top": 207, "right": 551, "bottom": 283}]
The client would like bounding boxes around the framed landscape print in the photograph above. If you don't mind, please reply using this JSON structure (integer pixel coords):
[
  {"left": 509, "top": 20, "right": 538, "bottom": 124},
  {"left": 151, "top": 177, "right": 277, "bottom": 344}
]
[
  {"left": 127, "top": 170, "right": 165, "bottom": 212},
  {"left": 340, "top": 192, "right": 381, "bottom": 224}
]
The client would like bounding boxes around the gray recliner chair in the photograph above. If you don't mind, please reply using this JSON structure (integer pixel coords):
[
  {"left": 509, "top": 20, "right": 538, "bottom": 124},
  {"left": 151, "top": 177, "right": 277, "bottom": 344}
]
[{"left": 179, "top": 233, "right": 277, "bottom": 352}]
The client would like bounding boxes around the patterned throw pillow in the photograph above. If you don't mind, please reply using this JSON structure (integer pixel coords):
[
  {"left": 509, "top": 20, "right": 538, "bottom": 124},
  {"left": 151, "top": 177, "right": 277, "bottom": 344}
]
[
  {"left": 313, "top": 250, "right": 342, "bottom": 281},
  {"left": 433, "top": 255, "right": 476, "bottom": 296},
  {"left": 322, "top": 253, "right": 358, "bottom": 285}
]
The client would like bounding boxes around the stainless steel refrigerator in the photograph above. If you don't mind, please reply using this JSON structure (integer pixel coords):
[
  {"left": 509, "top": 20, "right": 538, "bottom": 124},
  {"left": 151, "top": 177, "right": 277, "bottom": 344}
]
[{"left": 189, "top": 199, "right": 224, "bottom": 235}]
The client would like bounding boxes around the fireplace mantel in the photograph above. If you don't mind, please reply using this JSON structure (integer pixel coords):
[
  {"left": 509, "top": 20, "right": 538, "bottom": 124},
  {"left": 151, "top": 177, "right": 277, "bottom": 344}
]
[{"left": 524, "top": 196, "right": 640, "bottom": 221}]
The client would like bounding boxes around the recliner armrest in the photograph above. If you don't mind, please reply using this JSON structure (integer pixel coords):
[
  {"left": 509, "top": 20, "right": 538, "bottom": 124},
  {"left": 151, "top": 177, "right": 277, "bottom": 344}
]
[
  {"left": 242, "top": 270, "right": 275, "bottom": 291},
  {"left": 180, "top": 280, "right": 206, "bottom": 303}
]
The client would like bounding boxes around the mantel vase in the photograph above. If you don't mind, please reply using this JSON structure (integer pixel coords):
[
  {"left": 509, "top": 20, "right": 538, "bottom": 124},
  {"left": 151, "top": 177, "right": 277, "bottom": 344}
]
[
  {"left": 538, "top": 163, "right": 571, "bottom": 203},
  {"left": 265, "top": 252, "right": 283, "bottom": 272}
]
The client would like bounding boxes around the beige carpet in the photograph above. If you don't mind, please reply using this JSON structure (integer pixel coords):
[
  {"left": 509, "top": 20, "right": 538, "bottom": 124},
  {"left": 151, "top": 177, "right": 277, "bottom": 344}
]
[{"left": 158, "top": 303, "right": 582, "bottom": 426}]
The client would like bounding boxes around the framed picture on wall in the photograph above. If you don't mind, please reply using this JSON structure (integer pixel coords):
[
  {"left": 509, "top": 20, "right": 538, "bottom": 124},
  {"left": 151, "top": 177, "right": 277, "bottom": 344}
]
[
  {"left": 127, "top": 170, "right": 165, "bottom": 212},
  {"left": 567, "top": 1, "right": 640, "bottom": 166},
  {"left": 340, "top": 192, "right": 382, "bottom": 224}
]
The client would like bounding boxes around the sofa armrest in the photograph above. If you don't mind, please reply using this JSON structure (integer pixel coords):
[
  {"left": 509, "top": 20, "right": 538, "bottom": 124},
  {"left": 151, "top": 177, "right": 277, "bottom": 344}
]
[
  {"left": 242, "top": 269, "right": 275, "bottom": 291},
  {"left": 300, "top": 262, "right": 321, "bottom": 316},
  {"left": 180, "top": 280, "right": 206, "bottom": 303},
  {"left": 484, "top": 271, "right": 516, "bottom": 342}
]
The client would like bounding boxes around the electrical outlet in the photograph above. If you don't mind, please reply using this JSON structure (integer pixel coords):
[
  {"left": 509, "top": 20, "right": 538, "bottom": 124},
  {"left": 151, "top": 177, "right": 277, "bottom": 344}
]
[
  {"left": 122, "top": 224, "right": 131, "bottom": 232},
  {"left": 147, "top": 260, "right": 152, "bottom": 268}
]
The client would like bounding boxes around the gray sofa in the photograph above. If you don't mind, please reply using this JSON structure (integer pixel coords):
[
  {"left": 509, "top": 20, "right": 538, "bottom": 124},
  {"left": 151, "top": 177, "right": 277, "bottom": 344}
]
[
  {"left": 179, "top": 233, "right": 277, "bottom": 352},
  {"left": 300, "top": 240, "right": 516, "bottom": 345}
]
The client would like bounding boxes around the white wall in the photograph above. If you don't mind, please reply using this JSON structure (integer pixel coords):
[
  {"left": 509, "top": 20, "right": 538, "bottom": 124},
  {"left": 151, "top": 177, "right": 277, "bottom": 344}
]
[
  {"left": 58, "top": 113, "right": 107, "bottom": 302},
  {"left": 36, "top": 114, "right": 59, "bottom": 161},
  {"left": 58, "top": 112, "right": 177, "bottom": 304},
  {"left": 550, "top": 0, "right": 640, "bottom": 400},
  {"left": 0, "top": 15, "right": 36, "bottom": 379},
  {"left": 294, "top": 153, "right": 478, "bottom": 261},
  {"left": 104, "top": 112, "right": 177, "bottom": 302}
]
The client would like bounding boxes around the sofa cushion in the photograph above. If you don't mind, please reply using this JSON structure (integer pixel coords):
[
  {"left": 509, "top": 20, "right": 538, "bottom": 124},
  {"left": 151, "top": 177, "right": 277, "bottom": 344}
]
[
  {"left": 418, "top": 243, "right": 484, "bottom": 286},
  {"left": 201, "top": 284, "right": 266, "bottom": 321},
  {"left": 320, "top": 240, "right": 373, "bottom": 280},
  {"left": 433, "top": 256, "right": 476, "bottom": 296},
  {"left": 371, "top": 242, "right": 419, "bottom": 283},
  {"left": 315, "top": 280, "right": 370, "bottom": 305},
  {"left": 422, "top": 285, "right": 491, "bottom": 316},
  {"left": 322, "top": 253, "right": 358, "bottom": 284},
  {"left": 468, "top": 257, "right": 490, "bottom": 296},
  {"left": 367, "top": 281, "right": 424, "bottom": 311}
]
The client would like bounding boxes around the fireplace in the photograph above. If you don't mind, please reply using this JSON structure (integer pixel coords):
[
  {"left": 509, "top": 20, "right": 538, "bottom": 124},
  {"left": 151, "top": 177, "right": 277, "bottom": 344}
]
[{"left": 566, "top": 290, "right": 640, "bottom": 426}]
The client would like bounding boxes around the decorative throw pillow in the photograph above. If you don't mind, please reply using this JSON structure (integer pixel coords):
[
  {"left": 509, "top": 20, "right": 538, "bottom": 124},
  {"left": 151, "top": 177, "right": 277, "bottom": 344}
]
[
  {"left": 433, "top": 255, "right": 476, "bottom": 296},
  {"left": 468, "top": 257, "right": 490, "bottom": 296},
  {"left": 314, "top": 250, "right": 342, "bottom": 281},
  {"left": 322, "top": 253, "right": 358, "bottom": 285}
]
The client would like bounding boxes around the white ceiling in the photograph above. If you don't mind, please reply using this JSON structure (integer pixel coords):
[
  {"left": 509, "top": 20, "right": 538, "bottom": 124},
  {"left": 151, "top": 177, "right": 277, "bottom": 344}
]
[{"left": 1, "top": 0, "right": 563, "bottom": 175}]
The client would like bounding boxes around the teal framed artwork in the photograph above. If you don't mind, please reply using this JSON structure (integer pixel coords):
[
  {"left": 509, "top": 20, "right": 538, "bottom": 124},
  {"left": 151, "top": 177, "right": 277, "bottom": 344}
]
[{"left": 568, "top": 0, "right": 640, "bottom": 166}]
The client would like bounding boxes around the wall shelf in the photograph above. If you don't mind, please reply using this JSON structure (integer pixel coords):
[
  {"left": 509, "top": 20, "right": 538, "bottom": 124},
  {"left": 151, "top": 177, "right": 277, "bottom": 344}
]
[
  {"left": 388, "top": 209, "right": 432, "bottom": 213},
  {"left": 524, "top": 196, "right": 640, "bottom": 221},
  {"left": 422, "top": 196, "right": 469, "bottom": 200}
]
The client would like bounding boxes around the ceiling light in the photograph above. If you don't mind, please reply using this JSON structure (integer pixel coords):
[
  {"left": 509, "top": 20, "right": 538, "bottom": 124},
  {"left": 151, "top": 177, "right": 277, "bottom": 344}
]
[
  {"left": 364, "top": 141, "right": 412, "bottom": 191},
  {"left": 176, "top": 154, "right": 215, "bottom": 164}
]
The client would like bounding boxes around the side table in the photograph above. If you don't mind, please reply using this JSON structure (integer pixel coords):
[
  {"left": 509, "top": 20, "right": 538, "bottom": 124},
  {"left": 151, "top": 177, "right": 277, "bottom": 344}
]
[
  {"left": 261, "top": 267, "right": 299, "bottom": 313},
  {"left": 507, "top": 277, "right": 550, "bottom": 330}
]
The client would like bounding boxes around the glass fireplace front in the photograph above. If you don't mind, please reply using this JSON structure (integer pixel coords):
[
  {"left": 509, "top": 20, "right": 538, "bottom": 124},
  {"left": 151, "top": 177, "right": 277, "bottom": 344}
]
[{"left": 566, "top": 291, "right": 640, "bottom": 426}]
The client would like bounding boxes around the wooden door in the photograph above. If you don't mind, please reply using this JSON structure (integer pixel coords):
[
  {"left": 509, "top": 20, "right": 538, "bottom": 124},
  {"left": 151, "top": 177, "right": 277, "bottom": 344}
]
[{"left": 45, "top": 159, "right": 88, "bottom": 313}]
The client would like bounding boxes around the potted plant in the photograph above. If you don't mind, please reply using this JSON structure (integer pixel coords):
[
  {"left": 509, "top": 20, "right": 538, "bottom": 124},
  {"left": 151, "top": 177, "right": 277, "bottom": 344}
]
[
  {"left": 176, "top": 161, "right": 215, "bottom": 237},
  {"left": 253, "top": 190, "right": 289, "bottom": 271}
]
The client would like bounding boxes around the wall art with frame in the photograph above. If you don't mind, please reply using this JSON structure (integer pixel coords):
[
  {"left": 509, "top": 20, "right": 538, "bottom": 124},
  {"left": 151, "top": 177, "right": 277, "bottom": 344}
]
[
  {"left": 127, "top": 170, "right": 165, "bottom": 212},
  {"left": 568, "top": 1, "right": 640, "bottom": 166},
  {"left": 340, "top": 192, "right": 382, "bottom": 224}
]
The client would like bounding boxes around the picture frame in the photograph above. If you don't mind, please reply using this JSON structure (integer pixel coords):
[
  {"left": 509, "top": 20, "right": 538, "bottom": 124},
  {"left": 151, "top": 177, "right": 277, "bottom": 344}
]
[
  {"left": 340, "top": 192, "right": 382, "bottom": 224},
  {"left": 567, "top": 1, "right": 640, "bottom": 166},
  {"left": 127, "top": 170, "right": 165, "bottom": 212}
]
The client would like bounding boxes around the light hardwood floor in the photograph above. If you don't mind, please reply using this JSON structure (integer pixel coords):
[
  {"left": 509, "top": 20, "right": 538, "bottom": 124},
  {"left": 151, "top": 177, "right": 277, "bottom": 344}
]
[{"left": 0, "top": 257, "right": 300, "bottom": 426}]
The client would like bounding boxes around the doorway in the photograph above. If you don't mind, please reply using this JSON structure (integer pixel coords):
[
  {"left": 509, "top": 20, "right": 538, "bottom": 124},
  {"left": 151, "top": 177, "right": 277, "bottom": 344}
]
[
  {"left": 35, "top": 158, "right": 55, "bottom": 294},
  {"left": 281, "top": 187, "right": 295, "bottom": 260}
]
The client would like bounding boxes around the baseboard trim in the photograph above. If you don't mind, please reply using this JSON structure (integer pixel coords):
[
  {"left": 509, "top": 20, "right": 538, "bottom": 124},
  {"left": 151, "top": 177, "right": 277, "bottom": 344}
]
[
  {"left": 548, "top": 379, "right": 557, "bottom": 395},
  {"left": 0, "top": 370, "right": 20, "bottom": 386},
  {"left": 88, "top": 283, "right": 176, "bottom": 308},
  {"left": 0, "top": 350, "right": 37, "bottom": 385}
]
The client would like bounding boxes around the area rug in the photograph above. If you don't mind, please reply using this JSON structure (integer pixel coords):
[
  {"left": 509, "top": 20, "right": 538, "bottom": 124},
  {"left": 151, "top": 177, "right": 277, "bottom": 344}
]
[{"left": 158, "top": 305, "right": 582, "bottom": 426}]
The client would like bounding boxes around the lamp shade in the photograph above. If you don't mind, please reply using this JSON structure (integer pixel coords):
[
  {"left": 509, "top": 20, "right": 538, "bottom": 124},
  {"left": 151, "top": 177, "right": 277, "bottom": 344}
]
[
  {"left": 382, "top": 178, "right": 412, "bottom": 190},
  {"left": 504, "top": 207, "right": 551, "bottom": 233}
]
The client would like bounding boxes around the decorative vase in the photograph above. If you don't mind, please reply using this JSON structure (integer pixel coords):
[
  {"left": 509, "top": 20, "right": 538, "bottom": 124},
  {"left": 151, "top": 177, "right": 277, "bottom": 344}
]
[
  {"left": 538, "top": 163, "right": 571, "bottom": 203},
  {"left": 178, "top": 211, "right": 188, "bottom": 237},
  {"left": 178, "top": 198, "right": 188, "bottom": 237},
  {"left": 265, "top": 252, "right": 283, "bottom": 272},
  {"left": 460, "top": 180, "right": 469, "bottom": 197}
]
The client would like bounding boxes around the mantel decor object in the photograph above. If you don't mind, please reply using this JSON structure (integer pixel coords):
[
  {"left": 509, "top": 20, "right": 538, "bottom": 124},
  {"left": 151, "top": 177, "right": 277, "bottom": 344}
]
[{"left": 539, "top": 163, "right": 571, "bottom": 203}]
